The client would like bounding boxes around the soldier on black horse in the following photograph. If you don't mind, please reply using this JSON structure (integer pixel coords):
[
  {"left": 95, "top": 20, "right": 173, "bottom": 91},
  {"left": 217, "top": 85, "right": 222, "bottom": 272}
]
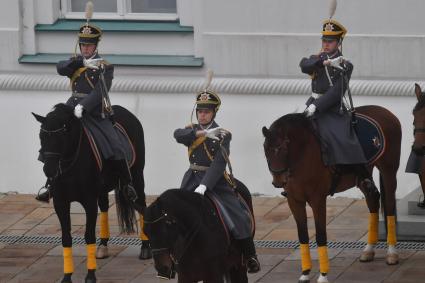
[
  {"left": 36, "top": 8, "right": 135, "bottom": 203},
  {"left": 297, "top": 15, "right": 378, "bottom": 197},
  {"left": 173, "top": 71, "right": 261, "bottom": 273}
]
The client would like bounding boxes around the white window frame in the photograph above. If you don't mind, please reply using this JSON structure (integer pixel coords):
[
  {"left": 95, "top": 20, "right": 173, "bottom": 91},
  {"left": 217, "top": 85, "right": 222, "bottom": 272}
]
[{"left": 60, "top": 0, "right": 178, "bottom": 21}]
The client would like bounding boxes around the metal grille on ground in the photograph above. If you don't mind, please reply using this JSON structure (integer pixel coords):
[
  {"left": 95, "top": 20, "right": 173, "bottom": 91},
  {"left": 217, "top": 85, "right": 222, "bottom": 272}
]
[{"left": 1, "top": 235, "right": 425, "bottom": 250}]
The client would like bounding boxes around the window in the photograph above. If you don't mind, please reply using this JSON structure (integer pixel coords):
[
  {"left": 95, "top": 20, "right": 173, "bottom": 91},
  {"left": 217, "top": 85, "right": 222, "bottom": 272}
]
[{"left": 61, "top": 0, "right": 178, "bottom": 20}]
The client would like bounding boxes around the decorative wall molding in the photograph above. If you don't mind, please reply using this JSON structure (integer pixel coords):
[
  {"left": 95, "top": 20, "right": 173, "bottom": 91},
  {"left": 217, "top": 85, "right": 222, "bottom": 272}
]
[{"left": 0, "top": 74, "right": 420, "bottom": 96}]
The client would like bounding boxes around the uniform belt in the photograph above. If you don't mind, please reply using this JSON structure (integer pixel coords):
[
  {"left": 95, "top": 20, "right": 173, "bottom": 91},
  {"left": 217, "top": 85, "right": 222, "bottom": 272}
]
[
  {"left": 311, "top": 92, "right": 323, "bottom": 99},
  {"left": 72, "top": 92, "right": 88, "bottom": 98},
  {"left": 189, "top": 164, "right": 209, "bottom": 171}
]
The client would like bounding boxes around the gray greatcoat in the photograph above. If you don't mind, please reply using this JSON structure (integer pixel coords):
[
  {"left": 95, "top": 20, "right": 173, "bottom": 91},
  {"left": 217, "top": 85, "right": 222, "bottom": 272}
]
[
  {"left": 174, "top": 122, "right": 253, "bottom": 240},
  {"left": 56, "top": 54, "right": 125, "bottom": 160},
  {"left": 406, "top": 151, "right": 423, "bottom": 174},
  {"left": 299, "top": 50, "right": 367, "bottom": 166}
]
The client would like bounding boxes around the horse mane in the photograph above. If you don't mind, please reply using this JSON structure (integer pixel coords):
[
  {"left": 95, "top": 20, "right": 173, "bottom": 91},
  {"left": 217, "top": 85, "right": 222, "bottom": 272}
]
[
  {"left": 268, "top": 113, "right": 313, "bottom": 140},
  {"left": 414, "top": 95, "right": 425, "bottom": 112}
]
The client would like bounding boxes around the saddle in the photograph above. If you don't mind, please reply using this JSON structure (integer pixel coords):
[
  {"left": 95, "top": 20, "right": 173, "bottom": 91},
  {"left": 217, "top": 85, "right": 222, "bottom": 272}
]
[
  {"left": 84, "top": 122, "right": 136, "bottom": 171},
  {"left": 205, "top": 192, "right": 255, "bottom": 245},
  {"left": 354, "top": 113, "right": 386, "bottom": 164}
]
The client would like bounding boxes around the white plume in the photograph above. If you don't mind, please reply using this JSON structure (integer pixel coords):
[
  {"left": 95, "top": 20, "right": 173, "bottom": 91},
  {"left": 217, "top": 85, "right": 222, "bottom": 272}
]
[
  {"left": 85, "top": 1, "right": 94, "bottom": 21},
  {"left": 329, "top": 0, "right": 337, "bottom": 19},
  {"left": 204, "top": 69, "right": 214, "bottom": 90}
]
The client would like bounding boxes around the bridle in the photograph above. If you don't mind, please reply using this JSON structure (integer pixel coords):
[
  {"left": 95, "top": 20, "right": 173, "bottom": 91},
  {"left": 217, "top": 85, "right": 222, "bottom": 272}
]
[
  {"left": 40, "top": 123, "right": 83, "bottom": 177},
  {"left": 267, "top": 137, "right": 290, "bottom": 175},
  {"left": 144, "top": 210, "right": 201, "bottom": 265}
]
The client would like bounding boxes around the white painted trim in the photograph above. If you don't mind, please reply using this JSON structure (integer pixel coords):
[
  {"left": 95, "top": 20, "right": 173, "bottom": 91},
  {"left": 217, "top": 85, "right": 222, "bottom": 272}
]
[
  {"left": 63, "top": 12, "right": 178, "bottom": 21},
  {"left": 0, "top": 74, "right": 422, "bottom": 96},
  {"left": 203, "top": 31, "right": 425, "bottom": 39}
]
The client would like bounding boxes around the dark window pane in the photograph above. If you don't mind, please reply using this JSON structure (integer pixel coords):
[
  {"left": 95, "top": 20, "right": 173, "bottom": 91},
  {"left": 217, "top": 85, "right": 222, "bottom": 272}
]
[
  {"left": 130, "top": 0, "right": 176, "bottom": 13},
  {"left": 71, "top": 0, "right": 117, "bottom": 13}
]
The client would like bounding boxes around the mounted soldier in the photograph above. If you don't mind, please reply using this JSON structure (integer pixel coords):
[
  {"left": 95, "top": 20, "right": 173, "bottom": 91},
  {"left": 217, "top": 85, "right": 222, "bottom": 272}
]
[
  {"left": 298, "top": 2, "right": 377, "bottom": 195},
  {"left": 173, "top": 71, "right": 261, "bottom": 273},
  {"left": 36, "top": 2, "right": 136, "bottom": 203}
]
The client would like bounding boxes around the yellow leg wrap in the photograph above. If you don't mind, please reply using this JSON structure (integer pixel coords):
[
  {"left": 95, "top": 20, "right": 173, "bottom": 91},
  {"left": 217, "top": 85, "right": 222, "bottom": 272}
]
[
  {"left": 99, "top": 212, "right": 110, "bottom": 239},
  {"left": 139, "top": 214, "right": 149, "bottom": 241},
  {"left": 86, "top": 244, "right": 97, "bottom": 270},
  {"left": 63, "top": 247, "right": 74, "bottom": 274},
  {"left": 318, "top": 246, "right": 329, "bottom": 274},
  {"left": 368, "top": 213, "right": 379, "bottom": 244},
  {"left": 387, "top": 215, "right": 397, "bottom": 246},
  {"left": 300, "top": 244, "right": 312, "bottom": 272}
]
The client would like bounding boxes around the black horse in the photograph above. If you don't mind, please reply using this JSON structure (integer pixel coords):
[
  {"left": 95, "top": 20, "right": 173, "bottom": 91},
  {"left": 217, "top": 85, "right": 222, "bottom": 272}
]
[
  {"left": 32, "top": 104, "right": 151, "bottom": 283},
  {"left": 144, "top": 181, "right": 254, "bottom": 283}
]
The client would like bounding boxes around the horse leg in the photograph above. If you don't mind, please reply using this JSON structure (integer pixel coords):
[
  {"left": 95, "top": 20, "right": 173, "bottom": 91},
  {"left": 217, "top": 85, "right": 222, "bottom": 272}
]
[
  {"left": 310, "top": 198, "right": 329, "bottom": 283},
  {"left": 132, "top": 170, "right": 152, "bottom": 260},
  {"left": 228, "top": 265, "right": 248, "bottom": 283},
  {"left": 380, "top": 171, "right": 399, "bottom": 265},
  {"left": 359, "top": 180, "right": 380, "bottom": 262},
  {"left": 418, "top": 174, "right": 425, "bottom": 207},
  {"left": 54, "top": 201, "right": 73, "bottom": 283},
  {"left": 96, "top": 192, "right": 110, "bottom": 259},
  {"left": 82, "top": 200, "right": 98, "bottom": 283},
  {"left": 287, "top": 197, "right": 311, "bottom": 283}
]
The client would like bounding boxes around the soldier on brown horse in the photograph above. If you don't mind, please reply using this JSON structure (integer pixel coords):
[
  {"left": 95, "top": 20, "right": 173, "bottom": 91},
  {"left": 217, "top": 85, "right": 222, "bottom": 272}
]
[{"left": 262, "top": 5, "right": 401, "bottom": 282}]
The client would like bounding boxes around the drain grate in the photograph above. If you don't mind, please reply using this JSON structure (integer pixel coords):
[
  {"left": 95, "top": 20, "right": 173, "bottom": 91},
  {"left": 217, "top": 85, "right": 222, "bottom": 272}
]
[{"left": 2, "top": 235, "right": 425, "bottom": 251}]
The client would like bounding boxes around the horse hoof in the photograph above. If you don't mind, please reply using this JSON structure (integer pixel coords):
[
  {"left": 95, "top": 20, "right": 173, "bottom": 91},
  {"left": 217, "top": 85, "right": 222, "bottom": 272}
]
[
  {"left": 359, "top": 250, "right": 375, "bottom": 262},
  {"left": 386, "top": 253, "right": 399, "bottom": 265},
  {"left": 60, "top": 273, "right": 72, "bottom": 283},
  {"left": 298, "top": 274, "right": 310, "bottom": 283},
  {"left": 139, "top": 246, "right": 152, "bottom": 260},
  {"left": 96, "top": 244, "right": 109, "bottom": 259},
  {"left": 317, "top": 274, "right": 329, "bottom": 283}
]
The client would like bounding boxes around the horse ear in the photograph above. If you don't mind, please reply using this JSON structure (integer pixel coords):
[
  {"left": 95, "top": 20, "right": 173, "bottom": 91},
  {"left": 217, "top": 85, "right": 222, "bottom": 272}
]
[
  {"left": 415, "top": 83, "right": 423, "bottom": 101},
  {"left": 32, "top": 112, "right": 46, "bottom": 123},
  {"left": 262, "top": 126, "right": 270, "bottom": 138}
]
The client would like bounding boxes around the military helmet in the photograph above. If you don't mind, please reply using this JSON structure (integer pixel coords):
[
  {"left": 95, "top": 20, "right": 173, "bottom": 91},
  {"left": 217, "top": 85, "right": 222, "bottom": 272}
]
[
  {"left": 77, "top": 1, "right": 102, "bottom": 45},
  {"left": 321, "top": 19, "right": 347, "bottom": 41},
  {"left": 195, "top": 70, "right": 221, "bottom": 113},
  {"left": 196, "top": 90, "right": 221, "bottom": 113},
  {"left": 78, "top": 24, "right": 102, "bottom": 45}
]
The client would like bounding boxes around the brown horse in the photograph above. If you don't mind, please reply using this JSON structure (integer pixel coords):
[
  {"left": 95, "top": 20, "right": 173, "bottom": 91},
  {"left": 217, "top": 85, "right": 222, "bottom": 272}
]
[
  {"left": 262, "top": 106, "right": 401, "bottom": 283},
  {"left": 408, "top": 84, "right": 425, "bottom": 207}
]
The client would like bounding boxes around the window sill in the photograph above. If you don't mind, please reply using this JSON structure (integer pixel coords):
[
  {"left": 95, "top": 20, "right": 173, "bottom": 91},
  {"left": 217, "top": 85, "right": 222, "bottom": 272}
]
[
  {"left": 18, "top": 53, "right": 203, "bottom": 67},
  {"left": 35, "top": 19, "right": 193, "bottom": 32}
]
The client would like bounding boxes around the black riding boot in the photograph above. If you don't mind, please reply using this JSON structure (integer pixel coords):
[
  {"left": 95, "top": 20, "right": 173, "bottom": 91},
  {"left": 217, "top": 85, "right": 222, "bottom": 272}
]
[
  {"left": 239, "top": 237, "right": 260, "bottom": 273},
  {"left": 115, "top": 159, "right": 138, "bottom": 203},
  {"left": 352, "top": 164, "right": 379, "bottom": 196},
  {"left": 35, "top": 179, "right": 52, "bottom": 203}
]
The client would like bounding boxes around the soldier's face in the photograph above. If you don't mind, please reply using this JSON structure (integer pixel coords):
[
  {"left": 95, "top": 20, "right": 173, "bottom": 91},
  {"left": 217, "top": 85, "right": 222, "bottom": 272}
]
[
  {"left": 80, "top": 44, "right": 97, "bottom": 58},
  {"left": 322, "top": 39, "right": 339, "bottom": 54},
  {"left": 197, "top": 109, "right": 214, "bottom": 125}
]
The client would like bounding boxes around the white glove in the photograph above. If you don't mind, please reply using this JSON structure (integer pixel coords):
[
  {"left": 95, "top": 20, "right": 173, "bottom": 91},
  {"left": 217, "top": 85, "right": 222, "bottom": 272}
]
[
  {"left": 74, "top": 104, "right": 84, "bottom": 118},
  {"left": 194, "top": 184, "right": 207, "bottom": 195},
  {"left": 304, "top": 104, "right": 316, "bottom": 117},
  {"left": 327, "top": 56, "right": 345, "bottom": 69},
  {"left": 83, "top": 58, "right": 102, "bottom": 70},
  {"left": 204, "top": 127, "right": 224, "bottom": 140}
]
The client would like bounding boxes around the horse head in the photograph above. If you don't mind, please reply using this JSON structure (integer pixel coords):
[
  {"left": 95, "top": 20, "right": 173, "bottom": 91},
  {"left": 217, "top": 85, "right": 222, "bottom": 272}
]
[
  {"left": 262, "top": 113, "right": 313, "bottom": 188},
  {"left": 32, "top": 103, "right": 80, "bottom": 179},
  {"left": 412, "top": 84, "right": 425, "bottom": 155},
  {"left": 262, "top": 124, "right": 291, "bottom": 188},
  {"left": 144, "top": 189, "right": 205, "bottom": 279}
]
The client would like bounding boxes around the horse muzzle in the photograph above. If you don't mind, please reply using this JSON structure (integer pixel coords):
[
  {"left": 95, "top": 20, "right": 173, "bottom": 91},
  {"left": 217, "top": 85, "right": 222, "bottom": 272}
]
[{"left": 42, "top": 154, "right": 60, "bottom": 178}]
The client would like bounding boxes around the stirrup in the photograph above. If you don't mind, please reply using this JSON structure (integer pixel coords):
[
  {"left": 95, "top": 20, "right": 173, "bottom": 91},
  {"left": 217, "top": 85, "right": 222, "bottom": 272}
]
[
  {"left": 246, "top": 256, "right": 261, "bottom": 273},
  {"left": 35, "top": 184, "right": 51, "bottom": 203}
]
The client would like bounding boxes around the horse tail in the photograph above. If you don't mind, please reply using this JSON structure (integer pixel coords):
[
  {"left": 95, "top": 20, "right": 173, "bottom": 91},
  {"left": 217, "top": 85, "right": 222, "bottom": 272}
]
[
  {"left": 379, "top": 173, "right": 388, "bottom": 237},
  {"left": 115, "top": 187, "right": 137, "bottom": 234}
]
